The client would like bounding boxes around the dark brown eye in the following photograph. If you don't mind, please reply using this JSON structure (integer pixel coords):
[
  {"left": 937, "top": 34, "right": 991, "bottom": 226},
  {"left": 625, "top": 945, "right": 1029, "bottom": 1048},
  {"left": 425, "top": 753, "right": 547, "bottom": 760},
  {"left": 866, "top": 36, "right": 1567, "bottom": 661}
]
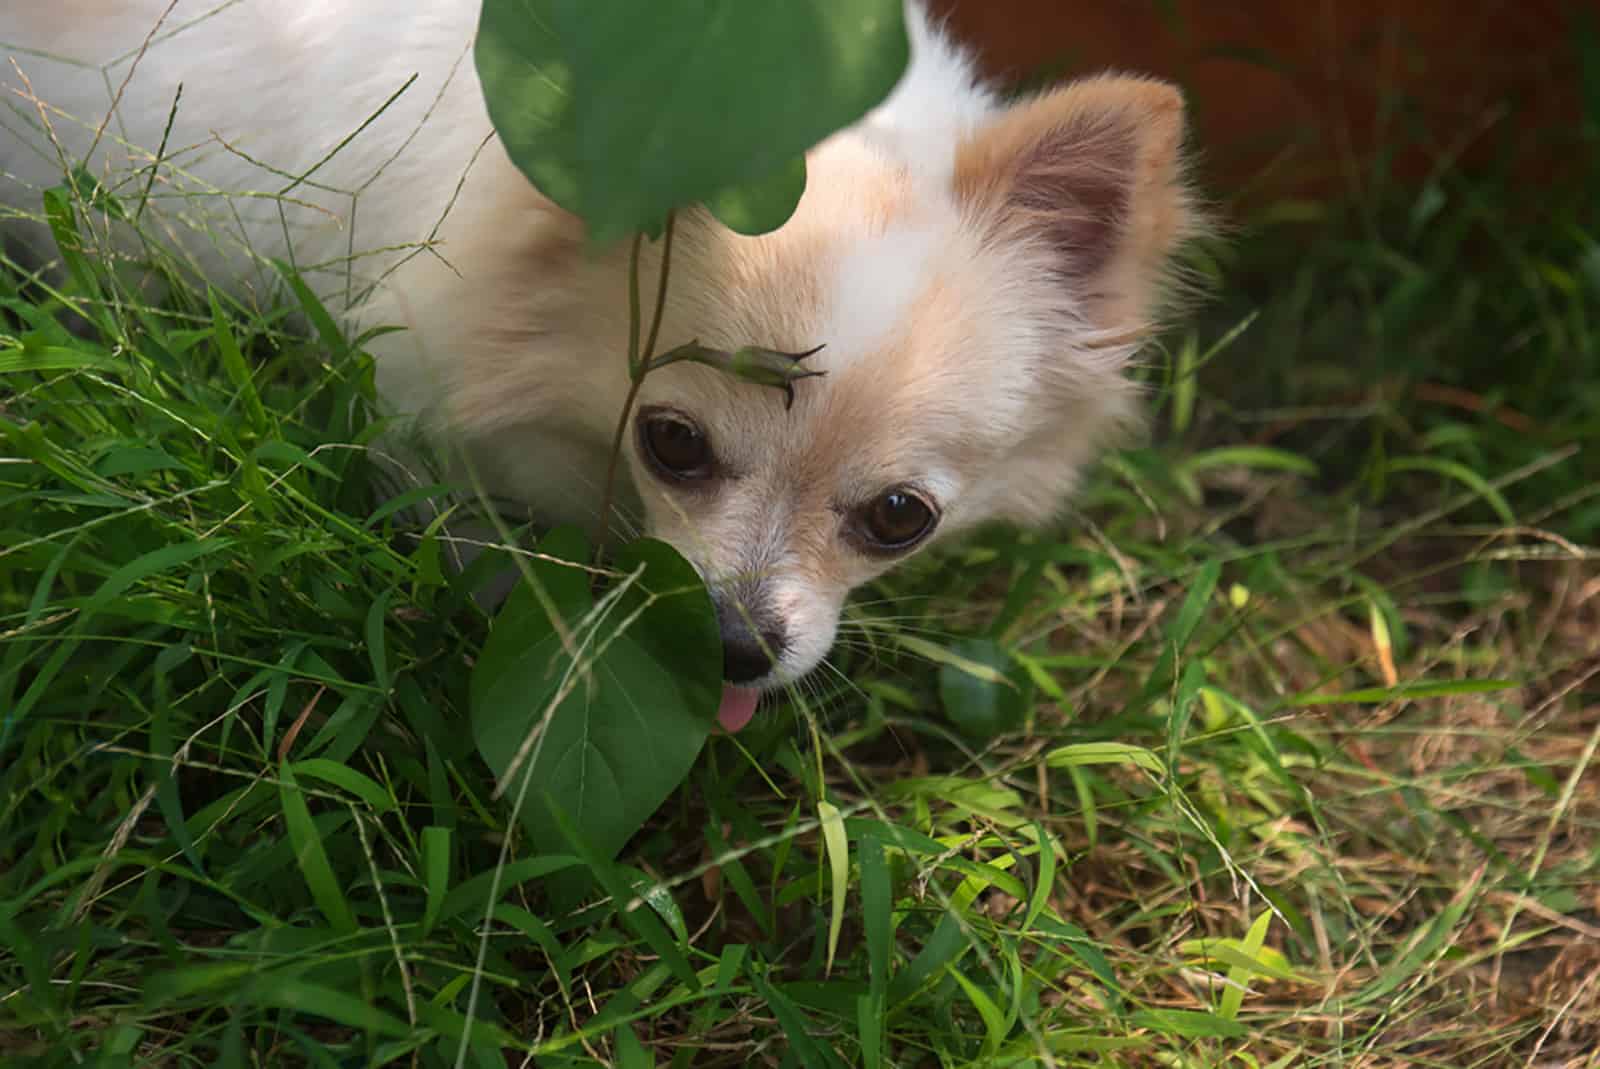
[
  {"left": 856, "top": 488, "right": 937, "bottom": 552},
  {"left": 638, "top": 410, "right": 714, "bottom": 481}
]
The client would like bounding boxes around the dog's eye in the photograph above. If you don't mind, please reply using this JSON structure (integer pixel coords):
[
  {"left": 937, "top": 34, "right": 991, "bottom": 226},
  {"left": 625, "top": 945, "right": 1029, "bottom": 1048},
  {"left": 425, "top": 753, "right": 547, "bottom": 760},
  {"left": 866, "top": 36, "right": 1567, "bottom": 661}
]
[
  {"left": 638, "top": 409, "right": 714, "bottom": 481},
  {"left": 856, "top": 488, "right": 938, "bottom": 552}
]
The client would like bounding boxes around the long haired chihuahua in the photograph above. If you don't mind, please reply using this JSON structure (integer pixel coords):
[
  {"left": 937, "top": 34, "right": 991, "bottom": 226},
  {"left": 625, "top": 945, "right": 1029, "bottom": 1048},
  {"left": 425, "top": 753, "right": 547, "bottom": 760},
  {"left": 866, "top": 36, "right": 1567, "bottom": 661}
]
[{"left": 2, "top": 2, "right": 1202, "bottom": 730}]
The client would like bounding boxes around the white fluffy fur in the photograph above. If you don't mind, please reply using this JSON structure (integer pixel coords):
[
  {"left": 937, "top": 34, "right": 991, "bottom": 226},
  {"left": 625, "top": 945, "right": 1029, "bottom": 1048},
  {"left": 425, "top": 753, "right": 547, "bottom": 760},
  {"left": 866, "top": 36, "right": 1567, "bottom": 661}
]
[
  {"left": 860, "top": 5, "right": 998, "bottom": 182},
  {"left": 1, "top": 1, "right": 1199, "bottom": 692}
]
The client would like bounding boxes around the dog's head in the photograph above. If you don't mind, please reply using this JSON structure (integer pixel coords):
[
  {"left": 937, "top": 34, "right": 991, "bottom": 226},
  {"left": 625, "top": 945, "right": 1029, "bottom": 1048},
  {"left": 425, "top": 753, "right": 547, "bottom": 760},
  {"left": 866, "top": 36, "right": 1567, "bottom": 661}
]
[{"left": 623, "top": 72, "right": 1202, "bottom": 716}]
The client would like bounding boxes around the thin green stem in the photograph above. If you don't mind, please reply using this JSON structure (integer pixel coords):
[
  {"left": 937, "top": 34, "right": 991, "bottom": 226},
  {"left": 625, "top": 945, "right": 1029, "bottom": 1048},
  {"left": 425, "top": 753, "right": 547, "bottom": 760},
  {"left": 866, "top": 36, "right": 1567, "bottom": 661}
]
[
  {"left": 599, "top": 214, "right": 678, "bottom": 547},
  {"left": 626, "top": 231, "right": 643, "bottom": 375},
  {"left": 599, "top": 374, "right": 648, "bottom": 550},
  {"left": 640, "top": 212, "right": 676, "bottom": 371}
]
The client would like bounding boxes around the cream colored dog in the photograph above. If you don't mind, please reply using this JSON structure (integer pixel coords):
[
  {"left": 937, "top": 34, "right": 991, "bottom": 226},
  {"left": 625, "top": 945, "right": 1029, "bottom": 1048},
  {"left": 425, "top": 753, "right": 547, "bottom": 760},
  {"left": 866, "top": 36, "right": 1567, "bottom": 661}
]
[{"left": 1, "top": 2, "right": 1201, "bottom": 730}]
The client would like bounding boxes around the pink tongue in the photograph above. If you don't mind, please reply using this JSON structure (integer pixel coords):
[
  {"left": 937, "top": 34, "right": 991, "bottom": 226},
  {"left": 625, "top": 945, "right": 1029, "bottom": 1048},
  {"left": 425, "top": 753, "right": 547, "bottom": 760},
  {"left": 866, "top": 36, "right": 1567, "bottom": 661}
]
[{"left": 716, "top": 685, "right": 761, "bottom": 733}]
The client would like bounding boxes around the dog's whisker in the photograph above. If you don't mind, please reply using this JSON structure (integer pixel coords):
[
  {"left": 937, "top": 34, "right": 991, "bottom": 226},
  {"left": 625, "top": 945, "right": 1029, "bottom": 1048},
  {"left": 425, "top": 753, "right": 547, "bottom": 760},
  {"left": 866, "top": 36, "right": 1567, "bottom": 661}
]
[{"left": 815, "top": 658, "right": 870, "bottom": 706}]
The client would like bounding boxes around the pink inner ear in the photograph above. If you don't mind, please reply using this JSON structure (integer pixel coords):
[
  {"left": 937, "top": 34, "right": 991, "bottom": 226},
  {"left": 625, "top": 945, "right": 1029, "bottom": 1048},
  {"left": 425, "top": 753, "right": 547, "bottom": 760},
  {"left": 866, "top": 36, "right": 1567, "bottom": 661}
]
[
  {"left": 952, "top": 77, "right": 1192, "bottom": 311},
  {"left": 1009, "top": 115, "right": 1139, "bottom": 281}
]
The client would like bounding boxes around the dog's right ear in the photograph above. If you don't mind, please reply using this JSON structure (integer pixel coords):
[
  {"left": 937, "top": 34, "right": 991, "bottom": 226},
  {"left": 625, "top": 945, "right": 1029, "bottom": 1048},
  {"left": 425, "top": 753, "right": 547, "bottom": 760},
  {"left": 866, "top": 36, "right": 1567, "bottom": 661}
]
[{"left": 952, "top": 75, "right": 1199, "bottom": 330}]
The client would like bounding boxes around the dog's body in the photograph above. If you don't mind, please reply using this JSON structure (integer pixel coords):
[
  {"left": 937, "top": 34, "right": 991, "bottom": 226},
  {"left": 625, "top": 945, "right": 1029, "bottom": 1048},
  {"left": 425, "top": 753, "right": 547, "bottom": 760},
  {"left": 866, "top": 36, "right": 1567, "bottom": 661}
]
[{"left": 2, "top": 2, "right": 1200, "bottom": 727}]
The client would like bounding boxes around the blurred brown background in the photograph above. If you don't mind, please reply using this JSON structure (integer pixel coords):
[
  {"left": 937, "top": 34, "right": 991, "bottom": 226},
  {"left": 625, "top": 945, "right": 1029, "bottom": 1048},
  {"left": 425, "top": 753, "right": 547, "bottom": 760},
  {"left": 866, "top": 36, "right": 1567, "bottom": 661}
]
[{"left": 934, "top": 1, "right": 1584, "bottom": 207}]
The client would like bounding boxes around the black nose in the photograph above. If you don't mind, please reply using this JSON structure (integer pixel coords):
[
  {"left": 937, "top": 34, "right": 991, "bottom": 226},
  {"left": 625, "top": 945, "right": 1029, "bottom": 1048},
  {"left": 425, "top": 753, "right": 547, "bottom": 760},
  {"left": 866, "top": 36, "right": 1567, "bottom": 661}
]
[{"left": 719, "top": 605, "right": 786, "bottom": 684}]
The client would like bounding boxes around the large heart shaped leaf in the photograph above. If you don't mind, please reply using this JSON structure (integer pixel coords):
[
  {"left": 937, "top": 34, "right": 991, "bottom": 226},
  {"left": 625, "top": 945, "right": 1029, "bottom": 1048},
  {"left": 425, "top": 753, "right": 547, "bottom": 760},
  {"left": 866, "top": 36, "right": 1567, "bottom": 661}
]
[
  {"left": 471, "top": 529, "right": 721, "bottom": 859},
  {"left": 475, "top": 0, "right": 909, "bottom": 242}
]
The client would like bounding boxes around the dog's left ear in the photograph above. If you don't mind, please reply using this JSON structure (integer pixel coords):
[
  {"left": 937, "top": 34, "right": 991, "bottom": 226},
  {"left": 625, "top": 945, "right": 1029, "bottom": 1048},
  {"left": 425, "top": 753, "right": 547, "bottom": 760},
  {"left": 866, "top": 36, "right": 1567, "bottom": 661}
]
[{"left": 953, "top": 75, "right": 1197, "bottom": 329}]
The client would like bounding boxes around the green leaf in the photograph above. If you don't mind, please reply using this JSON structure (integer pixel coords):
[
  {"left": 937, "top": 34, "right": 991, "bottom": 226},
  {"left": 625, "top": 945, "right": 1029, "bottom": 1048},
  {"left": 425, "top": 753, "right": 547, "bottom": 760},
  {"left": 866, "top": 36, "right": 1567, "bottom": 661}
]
[
  {"left": 82, "top": 539, "right": 232, "bottom": 620},
  {"left": 471, "top": 528, "right": 721, "bottom": 860},
  {"left": 1000, "top": 942, "right": 1026, "bottom": 1038},
  {"left": 5, "top": 538, "right": 230, "bottom": 749},
  {"left": 1128, "top": 1008, "right": 1248, "bottom": 1039},
  {"left": 1287, "top": 677, "right": 1516, "bottom": 706},
  {"left": 891, "top": 911, "right": 969, "bottom": 1005},
  {"left": 748, "top": 972, "right": 832, "bottom": 1069},
  {"left": 948, "top": 967, "right": 1008, "bottom": 1054},
  {"left": 1068, "top": 763, "right": 1098, "bottom": 848},
  {"left": 364, "top": 483, "right": 456, "bottom": 529},
  {"left": 551, "top": 805, "right": 701, "bottom": 992},
  {"left": 1385, "top": 455, "right": 1516, "bottom": 525},
  {"left": 0, "top": 342, "right": 120, "bottom": 374},
  {"left": 856, "top": 834, "right": 889, "bottom": 1069},
  {"left": 251, "top": 441, "right": 338, "bottom": 482},
  {"left": 493, "top": 903, "right": 570, "bottom": 995},
  {"left": 365, "top": 586, "right": 394, "bottom": 690},
  {"left": 704, "top": 821, "right": 772, "bottom": 939},
  {"left": 277, "top": 761, "right": 357, "bottom": 932},
  {"left": 275, "top": 261, "right": 348, "bottom": 357},
  {"left": 626, "top": 865, "right": 690, "bottom": 945},
  {"left": 934, "top": 637, "right": 1028, "bottom": 740},
  {"left": 897, "top": 634, "right": 1010, "bottom": 683},
  {"left": 439, "top": 855, "right": 583, "bottom": 922},
  {"left": 243, "top": 975, "right": 409, "bottom": 1037},
  {"left": 475, "top": 0, "right": 909, "bottom": 242},
  {"left": 420, "top": 825, "right": 451, "bottom": 938},
  {"left": 143, "top": 962, "right": 259, "bottom": 1006},
  {"left": 818, "top": 799, "right": 848, "bottom": 975},
  {"left": 614, "top": 1022, "right": 655, "bottom": 1069},
  {"left": 858, "top": 832, "right": 891, "bottom": 998},
  {"left": 1136, "top": 558, "right": 1219, "bottom": 710},
  {"left": 856, "top": 993, "right": 883, "bottom": 1069},
  {"left": 289, "top": 758, "right": 395, "bottom": 814},
  {"left": 1177, "top": 445, "right": 1319, "bottom": 478},
  {"left": 706, "top": 155, "right": 808, "bottom": 235},
  {"left": 1170, "top": 331, "right": 1198, "bottom": 434},
  {"left": 1353, "top": 866, "right": 1484, "bottom": 1006},
  {"left": 1044, "top": 742, "right": 1167, "bottom": 776},
  {"left": 1220, "top": 909, "right": 1273, "bottom": 1019},
  {"left": 209, "top": 288, "right": 268, "bottom": 433},
  {"left": 1179, "top": 938, "right": 1304, "bottom": 987},
  {"left": 42, "top": 188, "right": 108, "bottom": 329},
  {"left": 1022, "top": 821, "right": 1057, "bottom": 933},
  {"left": 1027, "top": 1033, "right": 1149, "bottom": 1055},
  {"left": 413, "top": 999, "right": 525, "bottom": 1054}
]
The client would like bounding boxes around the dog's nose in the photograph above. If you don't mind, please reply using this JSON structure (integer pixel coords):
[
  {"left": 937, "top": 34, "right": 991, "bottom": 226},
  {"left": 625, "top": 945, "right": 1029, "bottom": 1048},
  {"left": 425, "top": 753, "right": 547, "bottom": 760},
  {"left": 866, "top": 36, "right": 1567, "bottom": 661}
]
[
  {"left": 722, "top": 635, "right": 775, "bottom": 683},
  {"left": 719, "top": 607, "right": 786, "bottom": 684}
]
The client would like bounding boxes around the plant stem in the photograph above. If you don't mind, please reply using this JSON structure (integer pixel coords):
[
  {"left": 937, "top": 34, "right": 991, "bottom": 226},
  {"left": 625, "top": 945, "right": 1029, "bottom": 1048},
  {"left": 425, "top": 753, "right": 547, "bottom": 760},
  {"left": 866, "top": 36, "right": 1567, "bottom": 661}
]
[
  {"left": 625, "top": 231, "right": 643, "bottom": 375},
  {"left": 641, "top": 212, "right": 676, "bottom": 367},
  {"left": 598, "top": 214, "right": 677, "bottom": 547},
  {"left": 597, "top": 374, "right": 647, "bottom": 551}
]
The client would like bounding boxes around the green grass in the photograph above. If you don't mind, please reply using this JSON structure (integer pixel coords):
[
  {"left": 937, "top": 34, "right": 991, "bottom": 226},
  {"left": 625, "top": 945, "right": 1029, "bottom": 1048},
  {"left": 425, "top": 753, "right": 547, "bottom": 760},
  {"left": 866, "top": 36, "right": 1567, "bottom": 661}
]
[{"left": 4, "top": 80, "right": 1600, "bottom": 1069}]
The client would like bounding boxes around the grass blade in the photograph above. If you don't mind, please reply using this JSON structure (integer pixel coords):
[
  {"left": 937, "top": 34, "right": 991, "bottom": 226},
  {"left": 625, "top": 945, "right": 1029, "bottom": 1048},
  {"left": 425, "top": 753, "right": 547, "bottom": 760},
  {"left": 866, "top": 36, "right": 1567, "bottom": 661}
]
[
  {"left": 949, "top": 967, "right": 1007, "bottom": 1054},
  {"left": 277, "top": 761, "right": 357, "bottom": 932},
  {"left": 859, "top": 831, "right": 891, "bottom": 997},
  {"left": 421, "top": 826, "right": 451, "bottom": 938},
  {"left": 1220, "top": 909, "right": 1272, "bottom": 1019},
  {"left": 1045, "top": 742, "right": 1167, "bottom": 776},
  {"left": 818, "top": 799, "right": 848, "bottom": 976},
  {"left": 1287, "top": 678, "right": 1516, "bottom": 705}
]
